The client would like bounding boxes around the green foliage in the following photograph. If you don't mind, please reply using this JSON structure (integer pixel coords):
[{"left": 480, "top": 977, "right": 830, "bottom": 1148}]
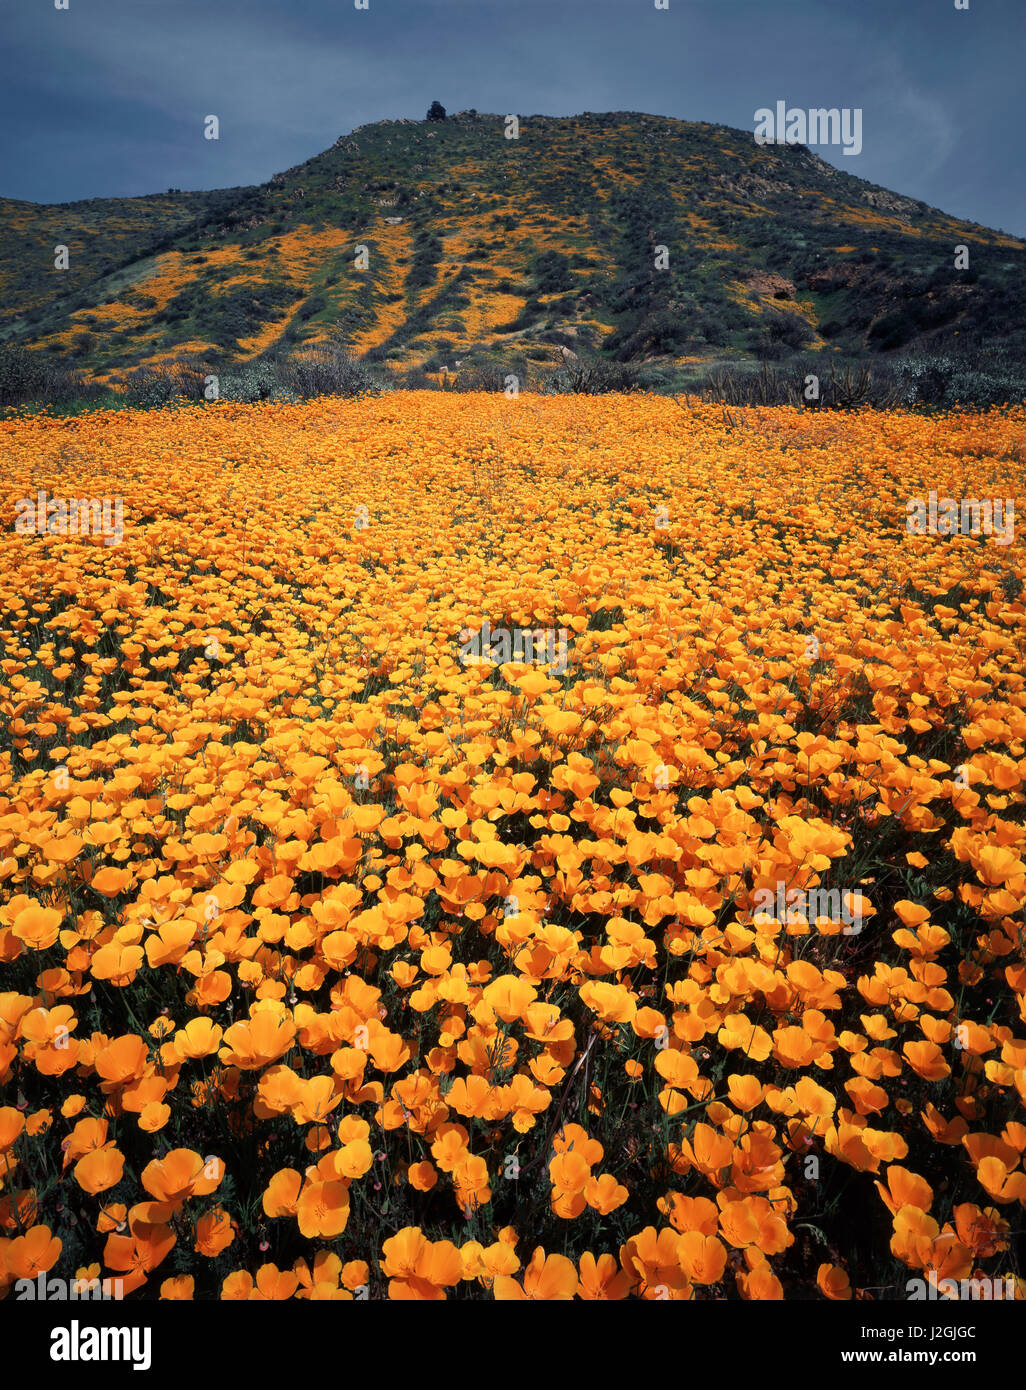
[
  {"left": 894, "top": 352, "right": 1026, "bottom": 407},
  {"left": 543, "top": 354, "right": 642, "bottom": 394},
  {"left": 123, "top": 361, "right": 207, "bottom": 408},
  {"left": 407, "top": 232, "right": 444, "bottom": 291},
  {"left": 530, "top": 250, "right": 576, "bottom": 294},
  {"left": 0, "top": 343, "right": 47, "bottom": 403},
  {"left": 119, "top": 339, "right": 387, "bottom": 410},
  {"left": 297, "top": 294, "right": 328, "bottom": 322},
  {"left": 0, "top": 342, "right": 106, "bottom": 409},
  {"left": 686, "top": 350, "right": 1026, "bottom": 410},
  {"left": 158, "top": 280, "right": 303, "bottom": 350}
]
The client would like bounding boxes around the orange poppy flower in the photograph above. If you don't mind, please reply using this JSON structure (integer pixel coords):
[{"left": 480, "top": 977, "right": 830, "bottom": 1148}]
[
  {"left": 5, "top": 1224, "right": 61, "bottom": 1279},
  {"left": 875, "top": 1165, "right": 933, "bottom": 1216},
  {"left": 103, "top": 1213, "right": 176, "bottom": 1296},
  {"left": 194, "top": 1207, "right": 236, "bottom": 1257},
  {"left": 493, "top": 1247, "right": 578, "bottom": 1300},
  {"left": 296, "top": 1178, "right": 350, "bottom": 1239},
  {"left": 577, "top": 1251, "right": 631, "bottom": 1300},
  {"left": 817, "top": 1263, "right": 852, "bottom": 1299},
  {"left": 381, "top": 1227, "right": 463, "bottom": 1299},
  {"left": 262, "top": 1168, "right": 302, "bottom": 1218},
  {"left": 11, "top": 902, "right": 64, "bottom": 950},
  {"left": 74, "top": 1147, "right": 125, "bottom": 1196},
  {"left": 218, "top": 1009, "right": 296, "bottom": 1070},
  {"left": 160, "top": 1275, "right": 194, "bottom": 1299},
  {"left": 141, "top": 1148, "right": 223, "bottom": 1208}
]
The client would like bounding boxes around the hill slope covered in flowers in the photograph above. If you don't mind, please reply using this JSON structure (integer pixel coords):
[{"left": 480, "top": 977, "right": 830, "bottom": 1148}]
[
  {"left": 4, "top": 111, "right": 1025, "bottom": 380},
  {"left": 0, "top": 394, "right": 1024, "bottom": 1300}
]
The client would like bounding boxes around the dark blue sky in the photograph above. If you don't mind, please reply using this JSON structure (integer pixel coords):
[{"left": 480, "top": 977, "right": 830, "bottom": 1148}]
[{"left": 2, "top": 0, "right": 1022, "bottom": 236}]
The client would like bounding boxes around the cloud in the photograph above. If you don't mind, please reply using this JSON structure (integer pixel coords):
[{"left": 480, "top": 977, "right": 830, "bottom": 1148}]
[{"left": 0, "top": 0, "right": 1021, "bottom": 232}]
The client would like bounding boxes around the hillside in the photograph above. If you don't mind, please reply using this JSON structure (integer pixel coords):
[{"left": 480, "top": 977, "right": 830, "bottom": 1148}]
[{"left": 2, "top": 110, "right": 1024, "bottom": 381}]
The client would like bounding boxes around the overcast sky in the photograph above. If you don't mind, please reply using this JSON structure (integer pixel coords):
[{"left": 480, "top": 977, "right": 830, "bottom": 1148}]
[{"left": 1, "top": 0, "right": 1022, "bottom": 236}]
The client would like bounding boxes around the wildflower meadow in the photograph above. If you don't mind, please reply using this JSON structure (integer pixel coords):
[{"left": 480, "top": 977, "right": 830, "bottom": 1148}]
[{"left": 0, "top": 392, "right": 1023, "bottom": 1313}]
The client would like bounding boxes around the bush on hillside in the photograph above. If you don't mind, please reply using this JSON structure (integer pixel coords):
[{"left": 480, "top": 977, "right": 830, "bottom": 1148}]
[
  {"left": 693, "top": 352, "right": 1026, "bottom": 410},
  {"left": 119, "top": 339, "right": 386, "bottom": 409},
  {"left": 123, "top": 362, "right": 207, "bottom": 408},
  {"left": 894, "top": 353, "right": 1026, "bottom": 408},
  {"left": 268, "top": 339, "right": 386, "bottom": 399},
  {"left": 0, "top": 343, "right": 106, "bottom": 409},
  {"left": 543, "top": 355, "right": 643, "bottom": 395}
]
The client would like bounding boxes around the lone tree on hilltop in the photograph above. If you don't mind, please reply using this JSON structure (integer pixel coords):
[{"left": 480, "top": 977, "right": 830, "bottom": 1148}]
[{"left": 426, "top": 101, "right": 446, "bottom": 121}]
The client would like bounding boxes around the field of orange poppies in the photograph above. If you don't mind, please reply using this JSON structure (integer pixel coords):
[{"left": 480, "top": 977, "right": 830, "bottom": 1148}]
[{"left": 0, "top": 392, "right": 1024, "bottom": 1301}]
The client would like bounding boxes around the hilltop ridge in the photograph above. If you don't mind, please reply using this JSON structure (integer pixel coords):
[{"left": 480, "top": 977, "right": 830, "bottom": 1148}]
[{"left": 2, "top": 110, "right": 1023, "bottom": 380}]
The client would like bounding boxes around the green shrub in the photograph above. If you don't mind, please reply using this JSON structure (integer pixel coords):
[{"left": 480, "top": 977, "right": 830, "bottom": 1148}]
[
  {"left": 298, "top": 295, "right": 327, "bottom": 322},
  {"left": 531, "top": 251, "right": 575, "bottom": 294},
  {"left": 0, "top": 344, "right": 47, "bottom": 403},
  {"left": 123, "top": 362, "right": 207, "bottom": 408},
  {"left": 895, "top": 353, "right": 1026, "bottom": 408},
  {"left": 543, "top": 355, "right": 642, "bottom": 395},
  {"left": 0, "top": 343, "right": 106, "bottom": 409},
  {"left": 266, "top": 339, "right": 387, "bottom": 399}
]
